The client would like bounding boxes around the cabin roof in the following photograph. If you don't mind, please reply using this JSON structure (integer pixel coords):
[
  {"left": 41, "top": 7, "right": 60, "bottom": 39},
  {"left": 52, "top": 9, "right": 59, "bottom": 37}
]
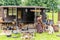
[{"left": 0, "top": 6, "right": 48, "bottom": 9}]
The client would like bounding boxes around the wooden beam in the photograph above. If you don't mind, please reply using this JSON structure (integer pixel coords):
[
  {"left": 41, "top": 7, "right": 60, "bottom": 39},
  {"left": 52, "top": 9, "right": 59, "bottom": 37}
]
[{"left": 30, "top": 9, "right": 41, "bottom": 12}]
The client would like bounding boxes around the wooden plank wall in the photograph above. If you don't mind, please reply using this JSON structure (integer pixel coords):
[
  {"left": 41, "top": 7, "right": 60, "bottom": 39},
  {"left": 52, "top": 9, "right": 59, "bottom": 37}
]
[{"left": 0, "top": 7, "right": 4, "bottom": 18}]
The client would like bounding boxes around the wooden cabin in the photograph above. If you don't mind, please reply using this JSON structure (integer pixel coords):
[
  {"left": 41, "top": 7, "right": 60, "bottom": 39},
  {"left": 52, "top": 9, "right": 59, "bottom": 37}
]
[{"left": 0, "top": 6, "right": 47, "bottom": 29}]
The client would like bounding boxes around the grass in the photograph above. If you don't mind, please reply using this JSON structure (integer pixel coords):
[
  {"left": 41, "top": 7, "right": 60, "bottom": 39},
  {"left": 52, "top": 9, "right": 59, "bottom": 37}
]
[
  {"left": 0, "top": 32, "right": 60, "bottom": 40},
  {"left": 35, "top": 32, "right": 60, "bottom": 40}
]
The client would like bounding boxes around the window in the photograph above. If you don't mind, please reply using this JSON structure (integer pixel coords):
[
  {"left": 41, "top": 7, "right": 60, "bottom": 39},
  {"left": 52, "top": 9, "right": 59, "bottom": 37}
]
[
  {"left": 13, "top": 8, "right": 17, "bottom": 15},
  {"left": 8, "top": 8, "right": 17, "bottom": 16},
  {"left": 9, "top": 8, "right": 12, "bottom": 15}
]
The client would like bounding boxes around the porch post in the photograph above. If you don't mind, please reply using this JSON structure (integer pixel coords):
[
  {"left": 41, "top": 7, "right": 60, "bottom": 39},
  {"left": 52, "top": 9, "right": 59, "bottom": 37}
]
[
  {"left": 52, "top": 8, "right": 54, "bottom": 24},
  {"left": 34, "top": 8, "right": 36, "bottom": 23},
  {"left": 16, "top": 7, "right": 18, "bottom": 29}
]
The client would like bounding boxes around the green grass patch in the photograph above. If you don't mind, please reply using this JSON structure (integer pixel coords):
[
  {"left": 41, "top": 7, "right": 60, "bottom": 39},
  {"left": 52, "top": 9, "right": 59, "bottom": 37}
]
[{"left": 0, "top": 32, "right": 60, "bottom": 40}]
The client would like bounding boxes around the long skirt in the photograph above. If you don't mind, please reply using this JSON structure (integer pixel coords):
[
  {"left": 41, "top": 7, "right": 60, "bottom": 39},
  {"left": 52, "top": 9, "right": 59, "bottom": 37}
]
[{"left": 36, "top": 24, "right": 43, "bottom": 33}]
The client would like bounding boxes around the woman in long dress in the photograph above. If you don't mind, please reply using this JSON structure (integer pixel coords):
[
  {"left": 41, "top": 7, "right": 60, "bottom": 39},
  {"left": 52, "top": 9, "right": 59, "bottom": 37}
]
[{"left": 36, "top": 16, "right": 43, "bottom": 33}]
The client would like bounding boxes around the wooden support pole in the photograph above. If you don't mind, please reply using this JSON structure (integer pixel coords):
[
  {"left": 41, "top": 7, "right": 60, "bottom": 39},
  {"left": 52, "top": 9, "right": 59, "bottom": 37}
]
[{"left": 34, "top": 8, "right": 36, "bottom": 23}]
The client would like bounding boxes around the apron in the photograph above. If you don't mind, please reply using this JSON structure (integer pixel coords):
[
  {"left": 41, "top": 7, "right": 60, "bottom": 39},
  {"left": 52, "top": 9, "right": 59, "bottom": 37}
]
[{"left": 36, "top": 23, "right": 43, "bottom": 33}]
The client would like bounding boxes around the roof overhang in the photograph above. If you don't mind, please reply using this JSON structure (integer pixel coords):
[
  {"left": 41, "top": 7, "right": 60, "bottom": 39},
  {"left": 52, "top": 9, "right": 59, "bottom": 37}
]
[{"left": 0, "top": 6, "right": 48, "bottom": 9}]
